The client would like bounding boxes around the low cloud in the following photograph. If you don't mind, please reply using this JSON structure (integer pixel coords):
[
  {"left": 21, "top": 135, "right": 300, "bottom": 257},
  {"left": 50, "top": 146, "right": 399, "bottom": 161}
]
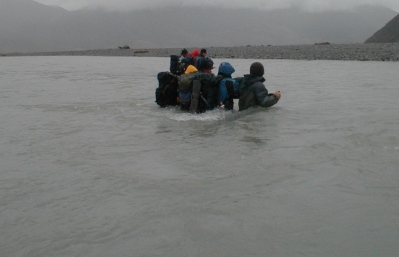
[{"left": 34, "top": 0, "right": 399, "bottom": 12}]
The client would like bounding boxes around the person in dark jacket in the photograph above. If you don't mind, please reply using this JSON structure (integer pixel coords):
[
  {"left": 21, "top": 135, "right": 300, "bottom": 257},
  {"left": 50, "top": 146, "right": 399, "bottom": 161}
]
[{"left": 238, "top": 62, "right": 281, "bottom": 111}]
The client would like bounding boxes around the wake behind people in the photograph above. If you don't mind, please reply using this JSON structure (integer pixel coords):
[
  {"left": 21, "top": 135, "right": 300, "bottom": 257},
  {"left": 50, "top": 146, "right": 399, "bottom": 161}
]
[{"left": 155, "top": 48, "right": 281, "bottom": 113}]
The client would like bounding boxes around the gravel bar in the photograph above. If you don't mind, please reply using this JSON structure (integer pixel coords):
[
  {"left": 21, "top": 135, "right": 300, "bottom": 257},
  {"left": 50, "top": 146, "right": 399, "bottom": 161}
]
[{"left": 2, "top": 43, "right": 399, "bottom": 61}]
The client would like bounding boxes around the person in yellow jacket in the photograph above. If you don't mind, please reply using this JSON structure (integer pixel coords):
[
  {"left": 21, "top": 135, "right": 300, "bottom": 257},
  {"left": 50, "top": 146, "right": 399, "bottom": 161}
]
[{"left": 178, "top": 65, "right": 199, "bottom": 111}]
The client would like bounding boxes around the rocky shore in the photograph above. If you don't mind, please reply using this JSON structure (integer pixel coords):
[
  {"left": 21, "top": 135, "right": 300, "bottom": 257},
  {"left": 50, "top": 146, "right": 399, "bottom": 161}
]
[{"left": 2, "top": 43, "right": 399, "bottom": 61}]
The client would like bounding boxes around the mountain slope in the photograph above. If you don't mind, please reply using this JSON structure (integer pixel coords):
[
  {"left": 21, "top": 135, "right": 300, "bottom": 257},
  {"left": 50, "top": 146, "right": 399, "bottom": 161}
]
[
  {"left": 365, "top": 14, "right": 399, "bottom": 43},
  {"left": 0, "top": 0, "right": 72, "bottom": 52},
  {"left": 1, "top": 0, "right": 398, "bottom": 53}
]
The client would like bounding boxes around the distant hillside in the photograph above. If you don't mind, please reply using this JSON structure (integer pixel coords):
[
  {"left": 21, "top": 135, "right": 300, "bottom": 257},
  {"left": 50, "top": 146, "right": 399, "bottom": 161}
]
[
  {"left": 1, "top": 0, "right": 398, "bottom": 53},
  {"left": 365, "top": 14, "right": 399, "bottom": 43}
]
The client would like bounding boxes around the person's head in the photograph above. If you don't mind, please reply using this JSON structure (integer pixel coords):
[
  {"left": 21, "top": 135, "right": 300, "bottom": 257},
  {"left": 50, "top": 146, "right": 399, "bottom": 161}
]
[
  {"left": 200, "top": 48, "right": 207, "bottom": 56},
  {"left": 250, "top": 62, "right": 264, "bottom": 77},
  {"left": 181, "top": 48, "right": 188, "bottom": 56}
]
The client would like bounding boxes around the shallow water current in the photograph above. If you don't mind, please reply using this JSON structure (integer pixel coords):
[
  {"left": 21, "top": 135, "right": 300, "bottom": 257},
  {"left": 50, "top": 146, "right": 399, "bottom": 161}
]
[{"left": 1, "top": 56, "right": 399, "bottom": 257}]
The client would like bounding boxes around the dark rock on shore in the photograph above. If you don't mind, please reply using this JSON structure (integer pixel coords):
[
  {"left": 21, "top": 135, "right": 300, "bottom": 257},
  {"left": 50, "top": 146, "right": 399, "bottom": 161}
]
[{"left": 2, "top": 43, "right": 399, "bottom": 61}]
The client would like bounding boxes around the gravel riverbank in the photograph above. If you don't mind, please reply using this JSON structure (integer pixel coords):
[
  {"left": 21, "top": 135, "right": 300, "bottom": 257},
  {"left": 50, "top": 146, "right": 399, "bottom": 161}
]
[{"left": 2, "top": 43, "right": 399, "bottom": 61}]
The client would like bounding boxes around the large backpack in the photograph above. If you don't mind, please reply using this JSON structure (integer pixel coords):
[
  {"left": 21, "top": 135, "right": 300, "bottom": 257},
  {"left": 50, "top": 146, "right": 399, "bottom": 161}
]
[
  {"left": 155, "top": 72, "right": 179, "bottom": 107},
  {"left": 193, "top": 72, "right": 219, "bottom": 111},
  {"left": 196, "top": 57, "right": 214, "bottom": 71},
  {"left": 203, "top": 57, "right": 214, "bottom": 70},
  {"left": 177, "top": 72, "right": 216, "bottom": 112},
  {"left": 178, "top": 73, "right": 198, "bottom": 111},
  {"left": 181, "top": 56, "right": 195, "bottom": 66},
  {"left": 170, "top": 55, "right": 185, "bottom": 75}
]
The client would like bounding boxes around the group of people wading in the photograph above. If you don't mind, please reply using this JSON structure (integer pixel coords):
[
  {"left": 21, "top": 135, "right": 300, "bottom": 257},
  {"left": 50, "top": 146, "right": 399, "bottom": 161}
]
[{"left": 155, "top": 48, "right": 281, "bottom": 113}]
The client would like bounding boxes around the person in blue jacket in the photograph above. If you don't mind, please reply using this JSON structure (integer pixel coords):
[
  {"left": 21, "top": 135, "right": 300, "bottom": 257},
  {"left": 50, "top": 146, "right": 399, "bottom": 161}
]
[
  {"left": 238, "top": 62, "right": 281, "bottom": 111},
  {"left": 216, "top": 62, "right": 240, "bottom": 110}
]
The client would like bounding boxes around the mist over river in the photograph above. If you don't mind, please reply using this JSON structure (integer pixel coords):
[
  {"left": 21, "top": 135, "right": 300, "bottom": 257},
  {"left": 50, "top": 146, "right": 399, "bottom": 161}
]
[{"left": 1, "top": 56, "right": 399, "bottom": 257}]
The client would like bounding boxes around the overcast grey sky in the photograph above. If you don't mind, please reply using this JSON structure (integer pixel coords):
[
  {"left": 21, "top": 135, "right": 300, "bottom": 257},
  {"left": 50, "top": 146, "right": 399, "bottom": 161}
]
[{"left": 34, "top": 0, "right": 399, "bottom": 12}]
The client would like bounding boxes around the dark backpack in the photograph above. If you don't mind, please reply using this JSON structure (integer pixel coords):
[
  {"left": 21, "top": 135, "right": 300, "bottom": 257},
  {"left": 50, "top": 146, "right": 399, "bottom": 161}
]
[
  {"left": 181, "top": 56, "right": 195, "bottom": 66},
  {"left": 193, "top": 73, "right": 218, "bottom": 110},
  {"left": 155, "top": 72, "right": 178, "bottom": 107},
  {"left": 177, "top": 72, "right": 217, "bottom": 113},
  {"left": 196, "top": 57, "right": 214, "bottom": 71},
  {"left": 170, "top": 55, "right": 185, "bottom": 75},
  {"left": 203, "top": 57, "right": 214, "bottom": 70},
  {"left": 178, "top": 73, "right": 197, "bottom": 111}
]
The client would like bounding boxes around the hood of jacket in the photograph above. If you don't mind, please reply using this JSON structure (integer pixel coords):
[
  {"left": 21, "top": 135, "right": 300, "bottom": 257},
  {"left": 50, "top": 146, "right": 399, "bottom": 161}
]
[
  {"left": 217, "top": 62, "right": 235, "bottom": 77},
  {"left": 185, "top": 65, "right": 198, "bottom": 74}
]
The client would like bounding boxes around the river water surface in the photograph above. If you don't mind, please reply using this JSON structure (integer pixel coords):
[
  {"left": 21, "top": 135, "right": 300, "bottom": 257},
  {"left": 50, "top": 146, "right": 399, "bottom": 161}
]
[{"left": 1, "top": 56, "right": 399, "bottom": 257}]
